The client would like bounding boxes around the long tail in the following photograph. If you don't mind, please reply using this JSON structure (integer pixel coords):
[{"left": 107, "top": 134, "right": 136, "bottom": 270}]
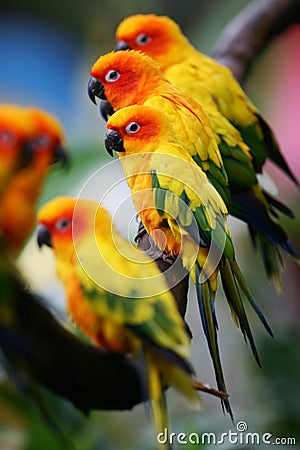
[
  {"left": 248, "top": 227, "right": 300, "bottom": 294},
  {"left": 195, "top": 256, "right": 273, "bottom": 419},
  {"left": 256, "top": 114, "right": 300, "bottom": 187},
  {"left": 194, "top": 263, "right": 233, "bottom": 420},
  {"left": 220, "top": 258, "right": 273, "bottom": 365},
  {"left": 230, "top": 189, "right": 300, "bottom": 292},
  {"left": 146, "top": 352, "right": 172, "bottom": 450}
]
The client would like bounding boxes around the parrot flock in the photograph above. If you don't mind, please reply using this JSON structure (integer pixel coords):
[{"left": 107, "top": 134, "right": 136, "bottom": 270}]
[{"left": 1, "top": 12, "right": 299, "bottom": 450}]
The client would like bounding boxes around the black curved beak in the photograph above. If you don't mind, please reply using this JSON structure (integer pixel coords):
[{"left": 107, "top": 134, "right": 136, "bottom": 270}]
[
  {"left": 17, "top": 141, "right": 34, "bottom": 170},
  {"left": 104, "top": 129, "right": 125, "bottom": 157},
  {"left": 88, "top": 77, "right": 106, "bottom": 104},
  {"left": 37, "top": 224, "right": 52, "bottom": 249},
  {"left": 115, "top": 40, "right": 131, "bottom": 52},
  {"left": 100, "top": 100, "right": 115, "bottom": 122},
  {"left": 52, "top": 145, "right": 69, "bottom": 168}
]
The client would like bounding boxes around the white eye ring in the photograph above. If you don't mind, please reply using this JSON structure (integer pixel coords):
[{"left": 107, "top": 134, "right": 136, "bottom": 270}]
[
  {"left": 55, "top": 218, "right": 71, "bottom": 231},
  {"left": 135, "top": 33, "right": 151, "bottom": 46},
  {"left": 35, "top": 134, "right": 51, "bottom": 149},
  {"left": 105, "top": 70, "right": 121, "bottom": 83},
  {"left": 125, "top": 122, "right": 140, "bottom": 134},
  {"left": 0, "top": 130, "right": 14, "bottom": 145}
]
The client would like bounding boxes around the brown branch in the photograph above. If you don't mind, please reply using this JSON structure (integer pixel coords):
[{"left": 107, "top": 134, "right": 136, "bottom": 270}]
[
  {"left": 212, "top": 0, "right": 300, "bottom": 84},
  {"left": 0, "top": 265, "right": 143, "bottom": 412}
]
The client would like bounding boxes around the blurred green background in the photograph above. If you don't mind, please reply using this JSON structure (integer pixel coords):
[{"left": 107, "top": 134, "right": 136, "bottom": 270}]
[{"left": 1, "top": 0, "right": 300, "bottom": 449}]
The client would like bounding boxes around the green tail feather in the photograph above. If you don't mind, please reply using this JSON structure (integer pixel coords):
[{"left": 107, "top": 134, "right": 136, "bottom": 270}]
[
  {"left": 220, "top": 259, "right": 262, "bottom": 366},
  {"left": 195, "top": 264, "right": 233, "bottom": 419},
  {"left": 227, "top": 259, "right": 273, "bottom": 338},
  {"left": 249, "top": 229, "right": 285, "bottom": 294},
  {"left": 256, "top": 114, "right": 299, "bottom": 186}
]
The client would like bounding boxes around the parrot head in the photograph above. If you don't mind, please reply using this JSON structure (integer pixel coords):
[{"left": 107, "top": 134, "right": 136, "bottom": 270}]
[
  {"left": 115, "top": 14, "right": 186, "bottom": 70},
  {"left": 0, "top": 104, "right": 36, "bottom": 188},
  {"left": 27, "top": 108, "right": 69, "bottom": 170},
  {"left": 105, "top": 104, "right": 173, "bottom": 157},
  {"left": 37, "top": 197, "right": 106, "bottom": 258},
  {"left": 37, "top": 197, "right": 81, "bottom": 253},
  {"left": 0, "top": 108, "right": 69, "bottom": 256},
  {"left": 89, "top": 50, "right": 162, "bottom": 110}
]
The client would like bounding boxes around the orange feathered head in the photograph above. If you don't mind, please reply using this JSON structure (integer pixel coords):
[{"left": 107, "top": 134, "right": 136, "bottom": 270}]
[
  {"left": 115, "top": 14, "right": 189, "bottom": 70},
  {"left": 37, "top": 197, "right": 110, "bottom": 258},
  {"left": 37, "top": 197, "right": 85, "bottom": 253},
  {"left": 0, "top": 104, "right": 36, "bottom": 187},
  {"left": 89, "top": 50, "right": 164, "bottom": 110},
  {"left": 105, "top": 104, "right": 173, "bottom": 157},
  {"left": 27, "top": 108, "right": 69, "bottom": 169},
  {"left": 0, "top": 108, "right": 68, "bottom": 256}
]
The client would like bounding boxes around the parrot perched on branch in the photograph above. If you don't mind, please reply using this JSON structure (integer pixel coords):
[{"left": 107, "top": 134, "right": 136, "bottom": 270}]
[
  {"left": 36, "top": 196, "right": 227, "bottom": 445},
  {"left": 88, "top": 48, "right": 300, "bottom": 294},
  {"left": 104, "top": 104, "right": 274, "bottom": 419},
  {"left": 0, "top": 107, "right": 69, "bottom": 257},
  {"left": 114, "top": 14, "right": 299, "bottom": 185},
  {"left": 0, "top": 105, "right": 70, "bottom": 444}
]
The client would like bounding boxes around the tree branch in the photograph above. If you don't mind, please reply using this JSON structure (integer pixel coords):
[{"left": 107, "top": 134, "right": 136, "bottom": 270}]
[
  {"left": 0, "top": 264, "right": 143, "bottom": 412},
  {"left": 212, "top": 0, "right": 300, "bottom": 84}
]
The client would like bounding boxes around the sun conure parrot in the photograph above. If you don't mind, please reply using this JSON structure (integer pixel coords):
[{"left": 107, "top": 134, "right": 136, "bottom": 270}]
[
  {"left": 0, "top": 105, "right": 70, "bottom": 443},
  {"left": 0, "top": 107, "right": 68, "bottom": 257},
  {"left": 114, "top": 14, "right": 299, "bottom": 186},
  {"left": 0, "top": 104, "right": 36, "bottom": 197},
  {"left": 36, "top": 196, "right": 228, "bottom": 445},
  {"left": 104, "top": 104, "right": 274, "bottom": 419},
  {"left": 88, "top": 48, "right": 300, "bottom": 295}
]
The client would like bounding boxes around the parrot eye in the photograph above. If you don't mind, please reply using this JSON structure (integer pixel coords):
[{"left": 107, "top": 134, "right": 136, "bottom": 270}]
[
  {"left": 30, "top": 134, "right": 51, "bottom": 151},
  {"left": 125, "top": 122, "right": 140, "bottom": 134},
  {"left": 135, "top": 33, "right": 151, "bottom": 46},
  {"left": 55, "top": 218, "right": 71, "bottom": 232},
  {"left": 35, "top": 134, "right": 51, "bottom": 148},
  {"left": 105, "top": 70, "right": 121, "bottom": 83},
  {"left": 0, "top": 130, "right": 15, "bottom": 146}
]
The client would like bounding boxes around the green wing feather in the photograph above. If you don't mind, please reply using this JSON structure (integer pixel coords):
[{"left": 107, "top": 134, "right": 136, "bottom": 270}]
[
  {"left": 77, "top": 246, "right": 190, "bottom": 361},
  {"left": 151, "top": 169, "right": 234, "bottom": 259},
  {"left": 192, "top": 153, "right": 231, "bottom": 205}
]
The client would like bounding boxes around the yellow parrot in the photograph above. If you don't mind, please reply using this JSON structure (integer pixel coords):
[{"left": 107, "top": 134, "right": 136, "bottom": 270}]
[
  {"left": 37, "top": 196, "right": 227, "bottom": 446},
  {"left": 0, "top": 105, "right": 69, "bottom": 443},
  {"left": 115, "top": 14, "right": 298, "bottom": 185},
  {"left": 104, "top": 104, "right": 273, "bottom": 419}
]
